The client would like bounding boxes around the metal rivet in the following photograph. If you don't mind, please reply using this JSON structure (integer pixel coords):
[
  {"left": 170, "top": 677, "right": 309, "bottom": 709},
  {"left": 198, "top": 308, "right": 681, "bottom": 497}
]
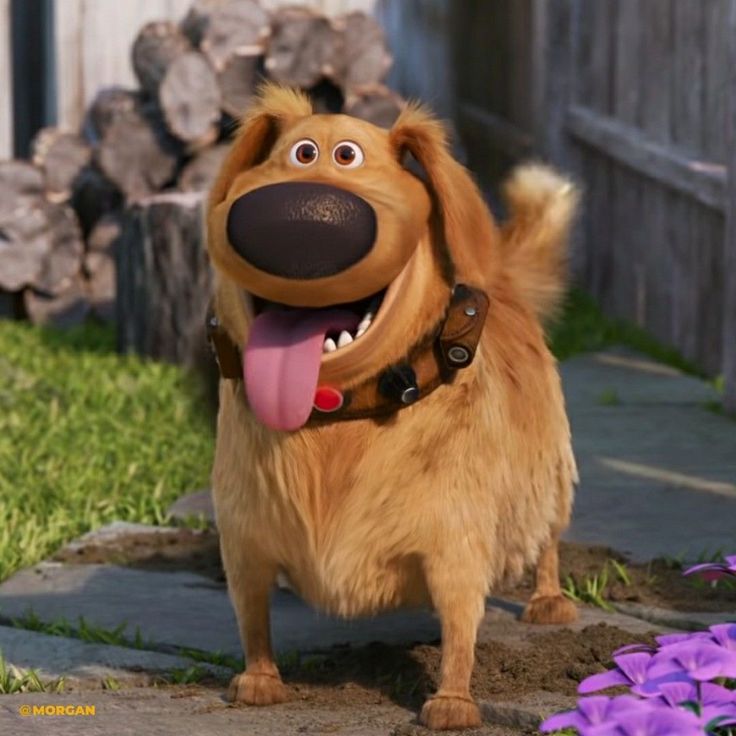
[
  {"left": 400, "top": 386, "right": 420, "bottom": 405},
  {"left": 464, "top": 306, "right": 477, "bottom": 317},
  {"left": 447, "top": 346, "right": 470, "bottom": 365},
  {"left": 209, "top": 317, "right": 219, "bottom": 327}
]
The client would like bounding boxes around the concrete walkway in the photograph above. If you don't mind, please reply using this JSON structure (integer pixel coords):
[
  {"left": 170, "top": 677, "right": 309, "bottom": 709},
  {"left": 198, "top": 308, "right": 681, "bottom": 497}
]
[
  {"left": 0, "top": 347, "right": 734, "bottom": 734},
  {"left": 562, "top": 349, "right": 736, "bottom": 561}
]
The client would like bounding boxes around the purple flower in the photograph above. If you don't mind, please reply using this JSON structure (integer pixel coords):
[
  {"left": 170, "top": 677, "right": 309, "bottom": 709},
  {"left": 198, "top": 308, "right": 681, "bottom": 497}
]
[
  {"left": 709, "top": 623, "right": 736, "bottom": 652},
  {"left": 646, "top": 639, "right": 736, "bottom": 682},
  {"left": 605, "top": 704, "right": 704, "bottom": 736},
  {"left": 540, "top": 695, "right": 649, "bottom": 734},
  {"left": 579, "top": 653, "right": 654, "bottom": 694},
  {"left": 655, "top": 632, "right": 711, "bottom": 649},
  {"left": 684, "top": 554, "right": 736, "bottom": 582},
  {"left": 542, "top": 697, "right": 706, "bottom": 736}
]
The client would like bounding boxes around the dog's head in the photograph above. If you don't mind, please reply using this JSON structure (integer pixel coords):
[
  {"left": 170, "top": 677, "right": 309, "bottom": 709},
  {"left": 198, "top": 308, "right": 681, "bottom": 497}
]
[{"left": 207, "top": 84, "right": 499, "bottom": 431}]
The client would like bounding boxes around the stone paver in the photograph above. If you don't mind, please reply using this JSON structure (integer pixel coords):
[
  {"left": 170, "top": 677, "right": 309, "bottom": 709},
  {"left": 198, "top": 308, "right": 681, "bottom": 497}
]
[
  {"left": 0, "top": 626, "right": 227, "bottom": 688},
  {"left": 562, "top": 349, "right": 736, "bottom": 561},
  {"left": 0, "top": 687, "right": 536, "bottom": 736},
  {"left": 0, "top": 563, "right": 441, "bottom": 657},
  {"left": 0, "top": 688, "right": 417, "bottom": 736},
  {"left": 166, "top": 491, "right": 214, "bottom": 525}
]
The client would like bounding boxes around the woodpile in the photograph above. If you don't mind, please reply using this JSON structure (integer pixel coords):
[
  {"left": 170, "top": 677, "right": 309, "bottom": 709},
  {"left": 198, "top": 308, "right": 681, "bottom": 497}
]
[{"left": 0, "top": 0, "right": 405, "bottom": 362}]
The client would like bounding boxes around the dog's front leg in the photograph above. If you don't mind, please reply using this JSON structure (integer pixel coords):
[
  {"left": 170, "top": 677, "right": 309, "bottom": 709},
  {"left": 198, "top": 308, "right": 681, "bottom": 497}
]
[
  {"left": 222, "top": 547, "right": 288, "bottom": 706},
  {"left": 419, "top": 561, "right": 485, "bottom": 730}
]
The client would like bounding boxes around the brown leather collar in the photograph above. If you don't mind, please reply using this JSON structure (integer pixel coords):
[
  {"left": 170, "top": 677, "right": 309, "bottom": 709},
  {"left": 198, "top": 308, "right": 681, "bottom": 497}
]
[{"left": 207, "top": 284, "right": 489, "bottom": 424}]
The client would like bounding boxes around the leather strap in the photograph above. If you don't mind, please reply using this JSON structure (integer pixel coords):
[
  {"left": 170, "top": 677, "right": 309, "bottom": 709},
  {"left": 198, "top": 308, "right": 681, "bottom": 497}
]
[{"left": 207, "top": 284, "right": 489, "bottom": 424}]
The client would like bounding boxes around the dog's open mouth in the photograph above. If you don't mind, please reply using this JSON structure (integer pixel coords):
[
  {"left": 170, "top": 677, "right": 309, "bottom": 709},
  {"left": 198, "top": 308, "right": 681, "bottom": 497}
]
[{"left": 242, "top": 289, "right": 387, "bottom": 432}]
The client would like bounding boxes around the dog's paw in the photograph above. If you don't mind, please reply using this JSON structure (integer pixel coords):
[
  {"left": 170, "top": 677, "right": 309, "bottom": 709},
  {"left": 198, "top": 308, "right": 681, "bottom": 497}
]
[
  {"left": 226, "top": 671, "right": 288, "bottom": 706},
  {"left": 419, "top": 695, "right": 481, "bottom": 731},
  {"left": 521, "top": 594, "right": 578, "bottom": 625}
]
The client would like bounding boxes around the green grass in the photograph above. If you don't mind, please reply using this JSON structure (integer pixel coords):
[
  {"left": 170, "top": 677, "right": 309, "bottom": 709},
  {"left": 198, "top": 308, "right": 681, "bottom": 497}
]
[
  {"left": 562, "top": 558, "right": 634, "bottom": 612},
  {"left": 0, "top": 652, "right": 64, "bottom": 693},
  {"left": 8, "top": 610, "right": 151, "bottom": 650},
  {"left": 0, "top": 319, "right": 214, "bottom": 583},
  {"left": 548, "top": 289, "right": 702, "bottom": 376}
]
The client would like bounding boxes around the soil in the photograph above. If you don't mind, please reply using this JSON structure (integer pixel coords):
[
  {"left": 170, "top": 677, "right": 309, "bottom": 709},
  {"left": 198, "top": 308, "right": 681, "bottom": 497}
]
[
  {"left": 162, "top": 622, "right": 649, "bottom": 735},
  {"left": 496, "top": 541, "right": 736, "bottom": 614},
  {"left": 54, "top": 527, "right": 736, "bottom": 614},
  {"left": 275, "top": 622, "right": 652, "bottom": 710}
]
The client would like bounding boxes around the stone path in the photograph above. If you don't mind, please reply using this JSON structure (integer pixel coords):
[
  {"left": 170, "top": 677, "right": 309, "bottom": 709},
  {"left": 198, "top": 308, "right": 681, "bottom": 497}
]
[{"left": 1, "top": 348, "right": 734, "bottom": 734}]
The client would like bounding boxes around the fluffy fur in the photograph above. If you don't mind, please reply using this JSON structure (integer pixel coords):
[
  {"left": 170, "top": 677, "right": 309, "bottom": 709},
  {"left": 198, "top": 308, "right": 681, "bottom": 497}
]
[{"left": 207, "top": 84, "right": 579, "bottom": 730}]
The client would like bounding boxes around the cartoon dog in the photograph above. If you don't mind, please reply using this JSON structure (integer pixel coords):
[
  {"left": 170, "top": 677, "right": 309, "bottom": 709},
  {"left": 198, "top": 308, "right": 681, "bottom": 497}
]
[{"left": 206, "top": 84, "right": 579, "bottom": 730}]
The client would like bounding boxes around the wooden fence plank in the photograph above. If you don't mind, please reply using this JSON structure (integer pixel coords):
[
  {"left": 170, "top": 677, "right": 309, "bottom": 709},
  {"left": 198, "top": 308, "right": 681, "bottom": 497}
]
[
  {"left": 723, "top": 1, "right": 736, "bottom": 412},
  {"left": 565, "top": 106, "right": 727, "bottom": 213},
  {"left": 610, "top": 0, "right": 642, "bottom": 324},
  {"left": 670, "top": 1, "right": 707, "bottom": 364},
  {"left": 0, "top": 0, "right": 11, "bottom": 158},
  {"left": 703, "top": 0, "right": 729, "bottom": 162}
]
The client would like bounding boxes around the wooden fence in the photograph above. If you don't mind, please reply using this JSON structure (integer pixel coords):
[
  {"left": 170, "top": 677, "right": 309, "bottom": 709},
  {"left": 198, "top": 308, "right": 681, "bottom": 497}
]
[{"left": 382, "top": 0, "right": 736, "bottom": 410}]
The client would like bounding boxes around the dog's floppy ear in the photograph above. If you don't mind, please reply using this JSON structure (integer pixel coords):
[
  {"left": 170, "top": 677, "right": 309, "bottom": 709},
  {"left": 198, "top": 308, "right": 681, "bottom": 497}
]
[
  {"left": 389, "top": 104, "right": 498, "bottom": 285},
  {"left": 209, "top": 83, "right": 313, "bottom": 207}
]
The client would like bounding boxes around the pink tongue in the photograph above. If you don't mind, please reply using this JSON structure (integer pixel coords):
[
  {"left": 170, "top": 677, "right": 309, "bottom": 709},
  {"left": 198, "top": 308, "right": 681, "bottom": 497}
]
[{"left": 244, "top": 309, "right": 359, "bottom": 431}]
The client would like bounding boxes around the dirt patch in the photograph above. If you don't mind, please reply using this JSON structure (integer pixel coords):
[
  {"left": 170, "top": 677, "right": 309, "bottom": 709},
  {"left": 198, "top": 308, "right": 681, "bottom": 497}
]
[
  {"left": 55, "top": 529, "right": 736, "bottom": 614},
  {"left": 497, "top": 541, "right": 736, "bottom": 614},
  {"left": 52, "top": 528, "right": 226, "bottom": 584},
  {"left": 276, "top": 622, "right": 650, "bottom": 710}
]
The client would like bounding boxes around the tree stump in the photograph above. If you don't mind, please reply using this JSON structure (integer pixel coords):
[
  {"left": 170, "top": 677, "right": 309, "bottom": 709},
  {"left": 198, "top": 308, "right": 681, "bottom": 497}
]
[{"left": 117, "top": 191, "right": 213, "bottom": 368}]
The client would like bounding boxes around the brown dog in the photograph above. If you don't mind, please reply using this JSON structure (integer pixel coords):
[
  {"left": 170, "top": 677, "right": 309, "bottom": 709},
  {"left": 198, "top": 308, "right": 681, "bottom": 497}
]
[{"left": 206, "top": 84, "right": 579, "bottom": 730}]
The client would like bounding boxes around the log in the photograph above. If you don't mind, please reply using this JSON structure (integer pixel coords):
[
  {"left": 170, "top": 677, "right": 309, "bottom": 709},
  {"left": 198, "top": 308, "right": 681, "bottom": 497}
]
[
  {"left": 117, "top": 191, "right": 213, "bottom": 367},
  {"left": 159, "top": 51, "right": 221, "bottom": 147},
  {"left": 0, "top": 197, "right": 83, "bottom": 295},
  {"left": 33, "top": 201, "right": 85, "bottom": 296},
  {"left": 0, "top": 198, "right": 52, "bottom": 292},
  {"left": 84, "top": 213, "right": 122, "bottom": 323},
  {"left": 132, "top": 21, "right": 192, "bottom": 95},
  {"left": 182, "top": 0, "right": 270, "bottom": 71},
  {"left": 96, "top": 102, "right": 180, "bottom": 202},
  {"left": 24, "top": 276, "right": 90, "bottom": 328},
  {"left": 265, "top": 7, "right": 340, "bottom": 89},
  {"left": 0, "top": 160, "right": 44, "bottom": 219},
  {"left": 178, "top": 143, "right": 230, "bottom": 192},
  {"left": 85, "top": 250, "right": 116, "bottom": 323},
  {"left": 31, "top": 127, "right": 92, "bottom": 202},
  {"left": 84, "top": 87, "right": 141, "bottom": 142},
  {"left": 217, "top": 52, "right": 260, "bottom": 118},
  {"left": 87, "top": 212, "right": 123, "bottom": 254},
  {"left": 331, "top": 12, "right": 392, "bottom": 92},
  {"left": 344, "top": 84, "right": 404, "bottom": 128},
  {"left": 70, "top": 165, "right": 123, "bottom": 236}
]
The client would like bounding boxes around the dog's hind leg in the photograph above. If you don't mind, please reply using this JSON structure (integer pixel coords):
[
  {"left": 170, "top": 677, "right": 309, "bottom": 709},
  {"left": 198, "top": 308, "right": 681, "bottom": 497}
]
[
  {"left": 521, "top": 530, "right": 578, "bottom": 624},
  {"left": 419, "top": 561, "right": 484, "bottom": 730},
  {"left": 223, "top": 550, "right": 289, "bottom": 705}
]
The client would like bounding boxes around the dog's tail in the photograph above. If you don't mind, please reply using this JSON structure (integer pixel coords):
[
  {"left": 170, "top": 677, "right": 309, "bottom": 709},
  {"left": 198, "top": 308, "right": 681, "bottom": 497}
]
[{"left": 499, "top": 163, "right": 580, "bottom": 323}]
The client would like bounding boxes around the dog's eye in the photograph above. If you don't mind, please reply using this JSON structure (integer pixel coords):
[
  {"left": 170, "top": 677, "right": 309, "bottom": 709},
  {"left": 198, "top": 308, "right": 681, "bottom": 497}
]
[
  {"left": 332, "top": 141, "right": 364, "bottom": 169},
  {"left": 289, "top": 139, "right": 319, "bottom": 167}
]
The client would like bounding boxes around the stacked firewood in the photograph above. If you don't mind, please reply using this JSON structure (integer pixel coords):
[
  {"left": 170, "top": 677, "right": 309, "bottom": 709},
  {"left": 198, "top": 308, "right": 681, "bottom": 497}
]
[{"left": 0, "top": 0, "right": 403, "bottom": 335}]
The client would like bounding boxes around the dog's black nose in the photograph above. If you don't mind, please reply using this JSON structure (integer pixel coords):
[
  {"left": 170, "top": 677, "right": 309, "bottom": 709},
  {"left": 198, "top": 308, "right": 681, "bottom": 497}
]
[{"left": 226, "top": 182, "right": 377, "bottom": 279}]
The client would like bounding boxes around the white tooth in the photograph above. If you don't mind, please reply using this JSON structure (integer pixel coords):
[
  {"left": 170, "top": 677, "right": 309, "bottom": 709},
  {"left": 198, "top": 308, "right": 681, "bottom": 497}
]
[
  {"left": 337, "top": 331, "right": 353, "bottom": 348},
  {"left": 323, "top": 337, "right": 337, "bottom": 353},
  {"left": 356, "top": 319, "right": 370, "bottom": 336},
  {"left": 355, "top": 326, "right": 366, "bottom": 338}
]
